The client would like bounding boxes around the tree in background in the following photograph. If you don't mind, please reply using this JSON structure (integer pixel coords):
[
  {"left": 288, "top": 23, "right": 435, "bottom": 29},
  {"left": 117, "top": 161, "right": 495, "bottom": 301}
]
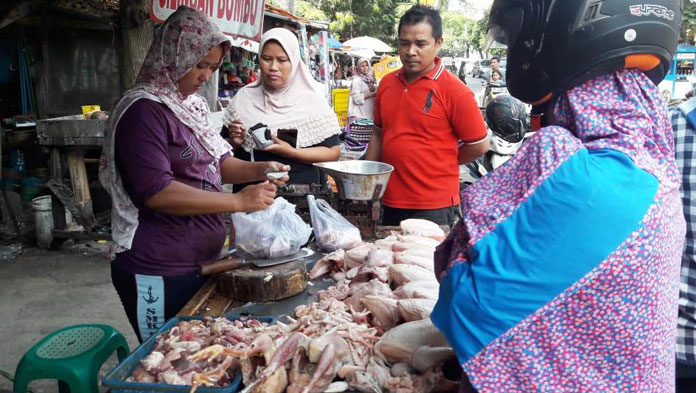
[{"left": 682, "top": 2, "right": 696, "bottom": 45}]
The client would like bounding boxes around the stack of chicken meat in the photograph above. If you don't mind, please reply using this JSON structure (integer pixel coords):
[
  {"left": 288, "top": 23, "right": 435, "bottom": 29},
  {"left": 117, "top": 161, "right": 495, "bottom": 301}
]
[{"left": 127, "top": 219, "right": 459, "bottom": 393}]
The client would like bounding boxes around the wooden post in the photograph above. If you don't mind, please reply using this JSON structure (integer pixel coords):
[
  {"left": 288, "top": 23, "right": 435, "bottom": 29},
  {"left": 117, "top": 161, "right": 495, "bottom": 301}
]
[
  {"left": 49, "top": 148, "right": 67, "bottom": 231},
  {"left": 119, "top": 0, "right": 154, "bottom": 92}
]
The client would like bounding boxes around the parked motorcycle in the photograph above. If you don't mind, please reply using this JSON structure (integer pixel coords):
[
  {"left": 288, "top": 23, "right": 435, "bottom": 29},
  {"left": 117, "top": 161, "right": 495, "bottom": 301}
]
[{"left": 480, "top": 80, "right": 508, "bottom": 108}]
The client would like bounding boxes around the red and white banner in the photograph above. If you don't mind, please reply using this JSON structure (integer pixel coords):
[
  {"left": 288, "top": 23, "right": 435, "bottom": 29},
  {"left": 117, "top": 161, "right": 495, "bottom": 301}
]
[{"left": 151, "top": 0, "right": 265, "bottom": 43}]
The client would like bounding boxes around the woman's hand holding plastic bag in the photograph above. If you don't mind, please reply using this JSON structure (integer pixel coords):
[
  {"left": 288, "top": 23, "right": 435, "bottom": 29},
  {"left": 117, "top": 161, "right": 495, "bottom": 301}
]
[{"left": 232, "top": 197, "right": 312, "bottom": 258}]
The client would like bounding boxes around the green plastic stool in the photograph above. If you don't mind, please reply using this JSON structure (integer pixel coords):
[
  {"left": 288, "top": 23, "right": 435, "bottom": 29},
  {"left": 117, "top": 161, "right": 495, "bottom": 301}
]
[{"left": 13, "top": 324, "right": 129, "bottom": 393}]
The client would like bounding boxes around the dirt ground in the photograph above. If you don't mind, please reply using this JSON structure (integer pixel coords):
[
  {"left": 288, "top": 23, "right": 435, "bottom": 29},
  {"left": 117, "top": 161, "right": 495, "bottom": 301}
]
[{"left": 0, "top": 242, "right": 139, "bottom": 393}]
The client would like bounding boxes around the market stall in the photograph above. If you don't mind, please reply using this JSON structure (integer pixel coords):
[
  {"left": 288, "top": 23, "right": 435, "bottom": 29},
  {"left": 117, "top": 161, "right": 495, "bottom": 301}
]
[{"left": 101, "top": 161, "right": 459, "bottom": 393}]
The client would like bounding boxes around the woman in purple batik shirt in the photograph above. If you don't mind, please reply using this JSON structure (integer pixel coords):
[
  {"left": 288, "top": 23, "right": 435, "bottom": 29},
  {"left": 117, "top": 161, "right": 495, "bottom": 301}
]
[{"left": 99, "top": 6, "right": 289, "bottom": 342}]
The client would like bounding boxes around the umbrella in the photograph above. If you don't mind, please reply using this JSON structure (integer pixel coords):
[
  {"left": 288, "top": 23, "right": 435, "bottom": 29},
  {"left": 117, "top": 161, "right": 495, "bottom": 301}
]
[
  {"left": 328, "top": 37, "right": 342, "bottom": 49},
  {"left": 344, "top": 48, "right": 377, "bottom": 59},
  {"left": 342, "top": 36, "right": 392, "bottom": 52}
]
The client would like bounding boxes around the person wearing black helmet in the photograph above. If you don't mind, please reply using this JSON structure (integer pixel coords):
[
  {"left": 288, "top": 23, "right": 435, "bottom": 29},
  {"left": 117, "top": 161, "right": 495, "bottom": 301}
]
[{"left": 430, "top": 1, "right": 685, "bottom": 392}]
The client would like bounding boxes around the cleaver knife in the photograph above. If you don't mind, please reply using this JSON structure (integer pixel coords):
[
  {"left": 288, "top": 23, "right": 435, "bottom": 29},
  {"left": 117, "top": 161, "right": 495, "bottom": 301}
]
[{"left": 199, "top": 249, "right": 312, "bottom": 275}]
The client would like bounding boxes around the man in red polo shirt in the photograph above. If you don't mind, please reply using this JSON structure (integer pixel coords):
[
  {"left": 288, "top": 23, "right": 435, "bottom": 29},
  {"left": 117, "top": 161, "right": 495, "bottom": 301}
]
[{"left": 366, "top": 5, "right": 489, "bottom": 227}]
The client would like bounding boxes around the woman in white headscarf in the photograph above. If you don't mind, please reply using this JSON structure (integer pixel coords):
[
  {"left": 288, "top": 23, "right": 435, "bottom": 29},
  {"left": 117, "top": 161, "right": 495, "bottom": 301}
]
[
  {"left": 224, "top": 28, "right": 342, "bottom": 187},
  {"left": 348, "top": 57, "right": 376, "bottom": 121}
]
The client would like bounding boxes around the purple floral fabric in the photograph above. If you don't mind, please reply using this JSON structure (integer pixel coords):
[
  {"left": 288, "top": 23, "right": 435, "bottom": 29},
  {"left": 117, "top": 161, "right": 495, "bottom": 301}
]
[{"left": 435, "top": 69, "right": 686, "bottom": 392}]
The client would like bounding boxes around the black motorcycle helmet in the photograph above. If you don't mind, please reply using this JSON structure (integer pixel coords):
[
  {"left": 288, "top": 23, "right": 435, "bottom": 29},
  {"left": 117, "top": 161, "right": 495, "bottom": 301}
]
[
  {"left": 485, "top": 94, "right": 529, "bottom": 143},
  {"left": 487, "top": 0, "right": 682, "bottom": 104}
]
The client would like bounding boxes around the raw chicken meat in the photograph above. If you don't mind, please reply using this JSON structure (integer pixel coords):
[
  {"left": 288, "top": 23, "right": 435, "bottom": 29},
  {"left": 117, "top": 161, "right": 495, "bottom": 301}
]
[
  {"left": 345, "top": 244, "right": 372, "bottom": 269},
  {"left": 374, "top": 319, "right": 451, "bottom": 368},
  {"left": 397, "top": 298, "right": 436, "bottom": 322},
  {"left": 317, "top": 227, "right": 362, "bottom": 252},
  {"left": 366, "top": 248, "right": 394, "bottom": 268},
  {"left": 395, "top": 235, "right": 440, "bottom": 248},
  {"left": 389, "top": 265, "right": 437, "bottom": 286},
  {"left": 309, "top": 249, "right": 345, "bottom": 279},
  {"left": 399, "top": 219, "right": 445, "bottom": 240},
  {"left": 361, "top": 295, "right": 401, "bottom": 331},
  {"left": 393, "top": 253, "right": 434, "bottom": 271},
  {"left": 393, "top": 281, "right": 440, "bottom": 299},
  {"left": 391, "top": 242, "right": 436, "bottom": 253},
  {"left": 375, "top": 236, "right": 398, "bottom": 250}
]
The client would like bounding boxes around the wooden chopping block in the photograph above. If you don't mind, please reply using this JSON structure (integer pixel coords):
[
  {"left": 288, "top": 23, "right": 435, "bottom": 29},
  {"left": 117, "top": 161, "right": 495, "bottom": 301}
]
[{"left": 216, "top": 258, "right": 308, "bottom": 303}]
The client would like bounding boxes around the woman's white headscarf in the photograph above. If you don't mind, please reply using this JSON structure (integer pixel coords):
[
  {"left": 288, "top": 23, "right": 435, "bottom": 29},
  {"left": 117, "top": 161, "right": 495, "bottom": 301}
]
[{"left": 225, "top": 28, "right": 341, "bottom": 150}]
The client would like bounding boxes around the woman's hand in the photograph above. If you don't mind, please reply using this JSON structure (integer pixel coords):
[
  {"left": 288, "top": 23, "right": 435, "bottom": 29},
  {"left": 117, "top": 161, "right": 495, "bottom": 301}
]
[
  {"left": 228, "top": 120, "right": 246, "bottom": 146},
  {"left": 263, "top": 135, "right": 296, "bottom": 158},
  {"left": 258, "top": 161, "right": 291, "bottom": 186},
  {"left": 236, "top": 181, "right": 276, "bottom": 212}
]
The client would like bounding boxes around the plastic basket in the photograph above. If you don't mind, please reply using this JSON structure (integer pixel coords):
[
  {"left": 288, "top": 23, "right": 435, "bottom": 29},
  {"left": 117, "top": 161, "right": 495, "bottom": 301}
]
[{"left": 103, "top": 316, "right": 274, "bottom": 393}]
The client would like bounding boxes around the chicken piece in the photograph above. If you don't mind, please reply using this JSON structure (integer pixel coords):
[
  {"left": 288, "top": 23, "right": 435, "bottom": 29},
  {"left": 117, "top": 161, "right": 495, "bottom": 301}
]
[
  {"left": 353, "top": 265, "right": 390, "bottom": 284},
  {"left": 412, "top": 366, "right": 459, "bottom": 392},
  {"left": 188, "top": 344, "right": 245, "bottom": 363},
  {"left": 392, "top": 242, "right": 436, "bottom": 253},
  {"left": 393, "top": 253, "right": 434, "bottom": 271},
  {"left": 411, "top": 346, "right": 456, "bottom": 373},
  {"left": 190, "top": 356, "right": 236, "bottom": 390},
  {"left": 361, "top": 295, "right": 401, "bottom": 331},
  {"left": 171, "top": 341, "right": 202, "bottom": 352},
  {"left": 366, "top": 248, "right": 394, "bottom": 268},
  {"left": 308, "top": 332, "right": 351, "bottom": 363},
  {"left": 393, "top": 281, "right": 439, "bottom": 299},
  {"left": 344, "top": 279, "right": 393, "bottom": 312},
  {"left": 395, "top": 235, "right": 440, "bottom": 248},
  {"left": 310, "top": 249, "right": 346, "bottom": 279},
  {"left": 390, "top": 363, "right": 411, "bottom": 378},
  {"left": 385, "top": 375, "right": 415, "bottom": 393},
  {"left": 288, "top": 347, "right": 310, "bottom": 385},
  {"left": 159, "top": 369, "right": 187, "bottom": 385},
  {"left": 389, "top": 265, "right": 436, "bottom": 286},
  {"left": 398, "top": 248, "right": 435, "bottom": 259},
  {"left": 130, "top": 364, "right": 156, "bottom": 383},
  {"left": 345, "top": 370, "right": 382, "bottom": 393},
  {"left": 399, "top": 219, "right": 445, "bottom": 239},
  {"left": 244, "top": 334, "right": 288, "bottom": 393},
  {"left": 158, "top": 348, "right": 185, "bottom": 372},
  {"left": 397, "top": 298, "right": 437, "bottom": 322},
  {"left": 374, "top": 319, "right": 451, "bottom": 367},
  {"left": 345, "top": 244, "right": 372, "bottom": 268},
  {"left": 374, "top": 236, "right": 398, "bottom": 250},
  {"left": 141, "top": 351, "right": 165, "bottom": 373},
  {"left": 299, "top": 343, "right": 339, "bottom": 393},
  {"left": 324, "top": 381, "right": 350, "bottom": 392},
  {"left": 411, "top": 288, "right": 439, "bottom": 300},
  {"left": 367, "top": 358, "right": 392, "bottom": 388},
  {"left": 239, "top": 333, "right": 311, "bottom": 393}
]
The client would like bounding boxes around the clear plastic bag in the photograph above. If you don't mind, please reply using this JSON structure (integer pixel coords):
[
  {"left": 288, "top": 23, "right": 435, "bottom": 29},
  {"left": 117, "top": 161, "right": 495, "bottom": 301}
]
[
  {"left": 307, "top": 195, "right": 362, "bottom": 251},
  {"left": 232, "top": 197, "right": 312, "bottom": 258}
]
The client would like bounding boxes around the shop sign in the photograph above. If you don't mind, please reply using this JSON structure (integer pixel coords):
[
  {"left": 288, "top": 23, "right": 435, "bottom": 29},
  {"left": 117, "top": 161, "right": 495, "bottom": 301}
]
[{"left": 151, "top": 0, "right": 265, "bottom": 42}]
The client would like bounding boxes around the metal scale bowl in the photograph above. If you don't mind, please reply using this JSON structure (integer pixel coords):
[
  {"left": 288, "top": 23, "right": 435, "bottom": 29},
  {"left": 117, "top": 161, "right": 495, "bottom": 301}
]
[{"left": 313, "top": 161, "right": 394, "bottom": 238}]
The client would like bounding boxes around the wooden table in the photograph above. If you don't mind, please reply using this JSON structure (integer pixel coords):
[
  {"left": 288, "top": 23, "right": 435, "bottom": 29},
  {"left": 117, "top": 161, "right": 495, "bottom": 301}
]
[{"left": 36, "top": 115, "right": 109, "bottom": 241}]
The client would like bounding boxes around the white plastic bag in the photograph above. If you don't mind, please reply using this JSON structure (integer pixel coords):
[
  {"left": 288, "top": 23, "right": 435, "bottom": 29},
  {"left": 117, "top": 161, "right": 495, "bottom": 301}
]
[
  {"left": 307, "top": 195, "right": 362, "bottom": 251},
  {"left": 232, "top": 197, "right": 312, "bottom": 258}
]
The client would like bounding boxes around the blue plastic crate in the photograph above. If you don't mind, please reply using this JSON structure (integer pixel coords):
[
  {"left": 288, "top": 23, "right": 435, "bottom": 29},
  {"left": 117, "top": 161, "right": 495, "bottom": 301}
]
[{"left": 103, "top": 316, "right": 275, "bottom": 393}]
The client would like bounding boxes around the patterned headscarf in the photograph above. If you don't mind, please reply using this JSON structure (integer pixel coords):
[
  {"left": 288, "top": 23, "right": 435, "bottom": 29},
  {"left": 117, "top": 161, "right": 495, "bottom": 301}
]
[
  {"left": 434, "top": 69, "right": 685, "bottom": 391},
  {"left": 356, "top": 57, "right": 375, "bottom": 85},
  {"left": 100, "top": 6, "right": 231, "bottom": 256}
]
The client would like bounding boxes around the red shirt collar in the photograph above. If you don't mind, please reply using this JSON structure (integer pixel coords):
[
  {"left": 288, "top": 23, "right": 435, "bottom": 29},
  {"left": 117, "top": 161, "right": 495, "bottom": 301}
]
[{"left": 396, "top": 57, "right": 445, "bottom": 83}]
